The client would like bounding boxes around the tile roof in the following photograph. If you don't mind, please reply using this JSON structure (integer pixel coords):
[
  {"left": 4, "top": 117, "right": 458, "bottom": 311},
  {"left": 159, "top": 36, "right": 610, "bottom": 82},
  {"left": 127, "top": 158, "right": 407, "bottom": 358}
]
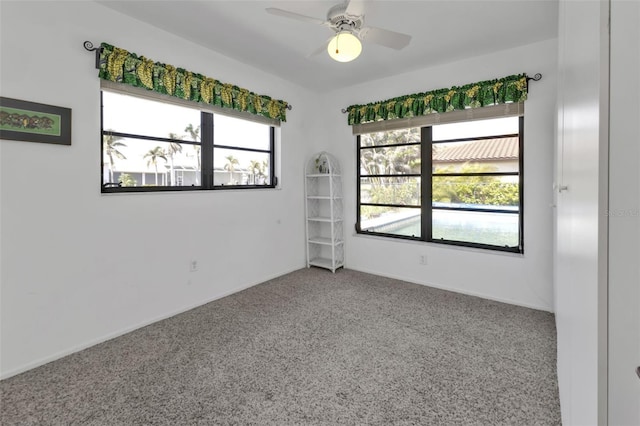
[{"left": 433, "top": 137, "right": 518, "bottom": 163}]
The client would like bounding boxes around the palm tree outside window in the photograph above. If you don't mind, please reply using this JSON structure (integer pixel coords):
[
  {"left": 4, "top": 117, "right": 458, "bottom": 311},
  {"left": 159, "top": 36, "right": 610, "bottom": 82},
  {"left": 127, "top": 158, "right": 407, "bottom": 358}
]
[
  {"left": 103, "top": 131, "right": 126, "bottom": 183},
  {"left": 143, "top": 146, "right": 168, "bottom": 186}
]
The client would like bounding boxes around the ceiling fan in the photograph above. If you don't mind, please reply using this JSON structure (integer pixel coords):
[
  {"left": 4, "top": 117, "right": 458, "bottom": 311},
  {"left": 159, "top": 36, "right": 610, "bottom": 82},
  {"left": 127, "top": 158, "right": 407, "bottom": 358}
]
[{"left": 266, "top": 0, "right": 412, "bottom": 63}]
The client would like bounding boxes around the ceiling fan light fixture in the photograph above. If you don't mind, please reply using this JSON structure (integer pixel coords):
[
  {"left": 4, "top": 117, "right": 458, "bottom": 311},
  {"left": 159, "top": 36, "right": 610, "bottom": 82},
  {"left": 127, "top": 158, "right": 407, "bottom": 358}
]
[{"left": 327, "top": 31, "right": 362, "bottom": 62}]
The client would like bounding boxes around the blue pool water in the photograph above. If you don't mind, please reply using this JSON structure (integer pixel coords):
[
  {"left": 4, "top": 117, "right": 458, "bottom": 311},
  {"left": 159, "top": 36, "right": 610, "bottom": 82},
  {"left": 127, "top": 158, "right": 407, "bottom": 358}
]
[{"left": 366, "top": 210, "right": 519, "bottom": 247}]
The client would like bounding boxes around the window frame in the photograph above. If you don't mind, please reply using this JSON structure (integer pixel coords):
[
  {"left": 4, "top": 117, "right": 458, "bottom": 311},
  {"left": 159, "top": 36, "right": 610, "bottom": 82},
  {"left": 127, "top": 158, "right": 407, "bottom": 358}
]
[
  {"left": 211, "top": 120, "right": 276, "bottom": 189},
  {"left": 356, "top": 116, "right": 524, "bottom": 254},
  {"left": 100, "top": 89, "right": 277, "bottom": 193}
]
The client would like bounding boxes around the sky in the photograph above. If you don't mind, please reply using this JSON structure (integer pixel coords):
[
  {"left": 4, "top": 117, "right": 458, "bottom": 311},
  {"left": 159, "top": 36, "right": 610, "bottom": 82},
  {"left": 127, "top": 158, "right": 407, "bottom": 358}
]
[
  {"left": 433, "top": 116, "right": 518, "bottom": 141},
  {"left": 102, "top": 90, "right": 271, "bottom": 174}
]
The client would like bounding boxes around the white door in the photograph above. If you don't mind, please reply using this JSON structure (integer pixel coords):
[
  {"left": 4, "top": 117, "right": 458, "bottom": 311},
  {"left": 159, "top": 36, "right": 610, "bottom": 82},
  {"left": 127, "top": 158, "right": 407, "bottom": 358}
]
[
  {"left": 608, "top": 1, "right": 640, "bottom": 425},
  {"left": 555, "top": 1, "right": 611, "bottom": 423}
]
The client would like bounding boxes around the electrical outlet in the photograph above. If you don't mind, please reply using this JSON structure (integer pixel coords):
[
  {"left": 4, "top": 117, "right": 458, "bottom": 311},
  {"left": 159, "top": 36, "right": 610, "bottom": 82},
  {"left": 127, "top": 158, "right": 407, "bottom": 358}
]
[
  {"left": 190, "top": 260, "right": 198, "bottom": 272},
  {"left": 419, "top": 255, "right": 428, "bottom": 265}
]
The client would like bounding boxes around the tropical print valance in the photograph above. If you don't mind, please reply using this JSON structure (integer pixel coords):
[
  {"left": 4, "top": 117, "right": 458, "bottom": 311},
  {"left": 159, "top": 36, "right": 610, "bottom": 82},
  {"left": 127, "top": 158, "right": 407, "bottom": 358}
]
[
  {"left": 346, "top": 74, "right": 528, "bottom": 125},
  {"left": 98, "top": 43, "right": 288, "bottom": 122}
]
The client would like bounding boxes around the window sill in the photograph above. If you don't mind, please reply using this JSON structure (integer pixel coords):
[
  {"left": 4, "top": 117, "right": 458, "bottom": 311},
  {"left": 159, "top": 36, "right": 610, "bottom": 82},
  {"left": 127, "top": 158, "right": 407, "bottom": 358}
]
[
  {"left": 101, "top": 185, "right": 281, "bottom": 195},
  {"left": 352, "top": 231, "right": 524, "bottom": 258}
]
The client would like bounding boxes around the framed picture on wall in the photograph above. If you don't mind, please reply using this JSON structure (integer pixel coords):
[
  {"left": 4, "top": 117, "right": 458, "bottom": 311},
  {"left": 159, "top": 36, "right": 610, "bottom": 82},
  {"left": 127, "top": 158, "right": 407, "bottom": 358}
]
[{"left": 0, "top": 97, "right": 71, "bottom": 145}]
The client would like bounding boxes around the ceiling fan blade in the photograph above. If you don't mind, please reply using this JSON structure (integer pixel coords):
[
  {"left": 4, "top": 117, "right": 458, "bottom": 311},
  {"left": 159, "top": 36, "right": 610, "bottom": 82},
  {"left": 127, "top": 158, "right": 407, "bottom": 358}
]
[
  {"left": 358, "top": 26, "right": 412, "bottom": 50},
  {"left": 344, "top": 0, "right": 365, "bottom": 17},
  {"left": 306, "top": 37, "right": 333, "bottom": 58},
  {"left": 265, "top": 8, "right": 328, "bottom": 26}
]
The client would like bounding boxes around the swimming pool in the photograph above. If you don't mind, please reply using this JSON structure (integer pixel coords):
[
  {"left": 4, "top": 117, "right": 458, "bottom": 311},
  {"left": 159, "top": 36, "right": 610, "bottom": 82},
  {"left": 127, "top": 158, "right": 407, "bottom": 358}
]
[{"left": 363, "top": 209, "right": 519, "bottom": 247}]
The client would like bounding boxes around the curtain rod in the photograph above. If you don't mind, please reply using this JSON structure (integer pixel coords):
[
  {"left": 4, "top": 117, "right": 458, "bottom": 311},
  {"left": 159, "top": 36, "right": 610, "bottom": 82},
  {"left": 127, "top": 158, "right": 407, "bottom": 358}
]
[
  {"left": 340, "top": 73, "right": 542, "bottom": 113},
  {"left": 84, "top": 41, "right": 102, "bottom": 69},
  {"left": 83, "top": 41, "right": 293, "bottom": 111},
  {"left": 528, "top": 73, "right": 543, "bottom": 82}
]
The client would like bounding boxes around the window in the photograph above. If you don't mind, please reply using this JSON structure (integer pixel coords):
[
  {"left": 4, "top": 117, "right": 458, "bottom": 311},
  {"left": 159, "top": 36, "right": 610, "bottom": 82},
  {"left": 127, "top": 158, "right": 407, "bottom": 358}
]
[
  {"left": 101, "top": 90, "right": 276, "bottom": 192},
  {"left": 213, "top": 115, "right": 274, "bottom": 186},
  {"left": 359, "top": 127, "right": 422, "bottom": 238},
  {"left": 357, "top": 115, "right": 523, "bottom": 253}
]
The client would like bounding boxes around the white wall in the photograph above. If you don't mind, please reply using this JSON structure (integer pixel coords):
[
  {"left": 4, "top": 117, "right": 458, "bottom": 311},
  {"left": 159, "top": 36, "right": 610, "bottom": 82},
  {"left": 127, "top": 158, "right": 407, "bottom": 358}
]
[
  {"left": 554, "top": 0, "right": 609, "bottom": 424},
  {"left": 0, "top": 1, "right": 312, "bottom": 378},
  {"left": 608, "top": 1, "right": 640, "bottom": 424},
  {"left": 317, "top": 39, "right": 557, "bottom": 311}
]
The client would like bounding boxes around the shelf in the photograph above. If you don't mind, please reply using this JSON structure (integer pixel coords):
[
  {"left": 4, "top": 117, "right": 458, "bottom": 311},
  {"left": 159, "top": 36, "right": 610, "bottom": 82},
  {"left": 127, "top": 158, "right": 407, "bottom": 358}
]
[
  {"left": 309, "top": 257, "right": 344, "bottom": 271},
  {"left": 305, "top": 152, "right": 343, "bottom": 273},
  {"left": 307, "top": 216, "right": 342, "bottom": 222},
  {"left": 308, "top": 236, "right": 344, "bottom": 245}
]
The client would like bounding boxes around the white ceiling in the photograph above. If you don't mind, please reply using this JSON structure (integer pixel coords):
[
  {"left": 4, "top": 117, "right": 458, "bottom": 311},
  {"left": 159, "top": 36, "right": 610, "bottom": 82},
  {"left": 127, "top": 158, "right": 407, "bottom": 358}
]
[{"left": 97, "top": 0, "right": 558, "bottom": 92}]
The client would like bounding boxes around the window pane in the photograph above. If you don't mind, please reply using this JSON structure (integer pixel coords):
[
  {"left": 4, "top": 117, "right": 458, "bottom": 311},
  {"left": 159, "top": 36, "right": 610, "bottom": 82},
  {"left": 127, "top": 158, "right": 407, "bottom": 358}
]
[
  {"left": 102, "top": 91, "right": 201, "bottom": 141},
  {"left": 360, "top": 127, "right": 420, "bottom": 147},
  {"left": 360, "top": 145, "right": 421, "bottom": 175},
  {"left": 433, "top": 176, "right": 519, "bottom": 208},
  {"left": 432, "top": 210, "right": 519, "bottom": 247},
  {"left": 360, "top": 177, "right": 421, "bottom": 206},
  {"left": 432, "top": 116, "right": 518, "bottom": 141},
  {"left": 360, "top": 207, "right": 420, "bottom": 238},
  {"left": 214, "top": 148, "right": 270, "bottom": 186},
  {"left": 214, "top": 114, "right": 270, "bottom": 150},
  {"left": 433, "top": 136, "right": 519, "bottom": 174},
  {"left": 102, "top": 137, "right": 201, "bottom": 187}
]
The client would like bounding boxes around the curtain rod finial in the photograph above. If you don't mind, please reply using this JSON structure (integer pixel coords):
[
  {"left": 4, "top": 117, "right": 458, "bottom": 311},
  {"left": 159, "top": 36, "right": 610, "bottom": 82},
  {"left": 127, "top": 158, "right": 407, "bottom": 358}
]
[
  {"left": 84, "top": 41, "right": 102, "bottom": 69},
  {"left": 83, "top": 41, "right": 97, "bottom": 51},
  {"left": 527, "top": 73, "right": 542, "bottom": 82},
  {"left": 341, "top": 108, "right": 348, "bottom": 113}
]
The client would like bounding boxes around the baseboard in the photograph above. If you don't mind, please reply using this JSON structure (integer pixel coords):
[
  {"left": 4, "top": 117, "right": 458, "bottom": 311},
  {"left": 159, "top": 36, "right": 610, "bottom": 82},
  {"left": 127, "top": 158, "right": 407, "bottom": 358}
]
[
  {"left": 0, "top": 264, "right": 303, "bottom": 380},
  {"left": 346, "top": 265, "right": 554, "bottom": 313}
]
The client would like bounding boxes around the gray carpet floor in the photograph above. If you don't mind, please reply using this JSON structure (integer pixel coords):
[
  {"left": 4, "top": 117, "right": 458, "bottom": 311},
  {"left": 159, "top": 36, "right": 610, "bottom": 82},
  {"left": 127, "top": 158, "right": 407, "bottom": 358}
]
[{"left": 1, "top": 268, "right": 561, "bottom": 425}]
